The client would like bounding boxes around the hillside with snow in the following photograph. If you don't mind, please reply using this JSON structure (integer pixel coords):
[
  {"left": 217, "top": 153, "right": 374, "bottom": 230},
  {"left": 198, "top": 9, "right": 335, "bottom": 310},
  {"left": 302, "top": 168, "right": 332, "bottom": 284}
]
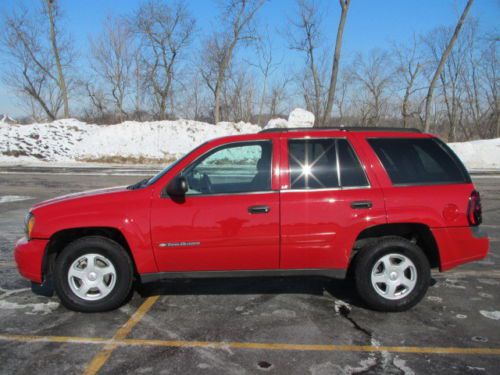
[{"left": 0, "top": 108, "right": 498, "bottom": 170}]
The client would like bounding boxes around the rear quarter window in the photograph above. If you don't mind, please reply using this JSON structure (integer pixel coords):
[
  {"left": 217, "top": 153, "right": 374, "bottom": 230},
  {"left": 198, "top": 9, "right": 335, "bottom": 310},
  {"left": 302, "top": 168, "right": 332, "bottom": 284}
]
[{"left": 368, "top": 138, "right": 470, "bottom": 185}]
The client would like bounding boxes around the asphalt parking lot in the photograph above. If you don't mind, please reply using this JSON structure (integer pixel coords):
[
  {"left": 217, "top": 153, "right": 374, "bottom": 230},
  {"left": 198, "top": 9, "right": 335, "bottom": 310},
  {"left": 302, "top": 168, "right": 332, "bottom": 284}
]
[{"left": 0, "top": 166, "right": 499, "bottom": 374}]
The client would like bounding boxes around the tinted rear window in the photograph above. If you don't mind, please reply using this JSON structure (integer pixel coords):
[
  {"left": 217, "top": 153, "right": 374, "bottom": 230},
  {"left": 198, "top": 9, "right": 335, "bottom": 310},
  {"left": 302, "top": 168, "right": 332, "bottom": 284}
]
[{"left": 368, "top": 138, "right": 470, "bottom": 185}]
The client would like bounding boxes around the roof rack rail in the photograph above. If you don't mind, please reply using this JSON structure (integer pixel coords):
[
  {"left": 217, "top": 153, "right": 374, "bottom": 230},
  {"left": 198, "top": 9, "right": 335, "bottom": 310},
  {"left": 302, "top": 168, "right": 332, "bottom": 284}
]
[{"left": 259, "top": 126, "right": 422, "bottom": 133}]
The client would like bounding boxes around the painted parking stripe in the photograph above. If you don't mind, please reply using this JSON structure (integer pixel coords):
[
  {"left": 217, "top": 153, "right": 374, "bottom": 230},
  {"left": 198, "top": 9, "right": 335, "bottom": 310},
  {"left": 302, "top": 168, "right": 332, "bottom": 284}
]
[
  {"left": 82, "top": 296, "right": 159, "bottom": 375},
  {"left": 0, "top": 333, "right": 499, "bottom": 356}
]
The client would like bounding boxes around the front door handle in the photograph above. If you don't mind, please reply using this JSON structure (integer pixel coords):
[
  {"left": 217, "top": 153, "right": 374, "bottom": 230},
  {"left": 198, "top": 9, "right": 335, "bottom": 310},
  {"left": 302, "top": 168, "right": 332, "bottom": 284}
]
[
  {"left": 248, "top": 205, "right": 270, "bottom": 214},
  {"left": 351, "top": 201, "right": 372, "bottom": 209}
]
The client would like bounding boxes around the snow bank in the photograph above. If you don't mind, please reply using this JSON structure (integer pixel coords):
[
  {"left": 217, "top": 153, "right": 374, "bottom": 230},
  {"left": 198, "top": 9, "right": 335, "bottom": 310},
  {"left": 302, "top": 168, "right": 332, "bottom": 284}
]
[
  {"left": 0, "top": 119, "right": 260, "bottom": 163},
  {"left": 75, "top": 120, "right": 260, "bottom": 161},
  {"left": 1, "top": 112, "right": 499, "bottom": 171},
  {"left": 448, "top": 138, "right": 500, "bottom": 170}
]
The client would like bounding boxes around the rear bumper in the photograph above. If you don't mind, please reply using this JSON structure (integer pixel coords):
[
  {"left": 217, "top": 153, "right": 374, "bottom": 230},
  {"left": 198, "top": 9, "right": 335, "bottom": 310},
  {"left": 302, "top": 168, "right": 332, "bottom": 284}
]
[
  {"left": 14, "top": 237, "right": 48, "bottom": 283},
  {"left": 432, "top": 226, "right": 489, "bottom": 272}
]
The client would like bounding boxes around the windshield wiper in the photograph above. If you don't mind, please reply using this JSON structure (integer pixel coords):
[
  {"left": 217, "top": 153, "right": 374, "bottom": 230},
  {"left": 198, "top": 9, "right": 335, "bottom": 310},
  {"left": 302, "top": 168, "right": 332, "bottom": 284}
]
[{"left": 127, "top": 177, "right": 151, "bottom": 190}]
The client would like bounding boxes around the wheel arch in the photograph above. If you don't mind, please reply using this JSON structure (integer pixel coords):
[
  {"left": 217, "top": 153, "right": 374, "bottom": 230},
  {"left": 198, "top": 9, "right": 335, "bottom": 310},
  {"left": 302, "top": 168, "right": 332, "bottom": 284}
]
[
  {"left": 349, "top": 223, "right": 440, "bottom": 270},
  {"left": 42, "top": 227, "right": 137, "bottom": 280}
]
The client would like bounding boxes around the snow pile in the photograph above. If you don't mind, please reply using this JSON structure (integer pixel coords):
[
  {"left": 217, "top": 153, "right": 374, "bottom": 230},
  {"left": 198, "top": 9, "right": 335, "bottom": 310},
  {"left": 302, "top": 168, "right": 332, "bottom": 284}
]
[
  {"left": 288, "top": 108, "right": 315, "bottom": 127},
  {"left": 448, "top": 138, "right": 500, "bottom": 170},
  {"left": 75, "top": 119, "right": 260, "bottom": 161},
  {"left": 264, "top": 117, "right": 288, "bottom": 129},
  {"left": 265, "top": 108, "right": 315, "bottom": 129},
  {"left": 0, "top": 119, "right": 91, "bottom": 161},
  {"left": 0, "top": 118, "right": 260, "bottom": 163}
]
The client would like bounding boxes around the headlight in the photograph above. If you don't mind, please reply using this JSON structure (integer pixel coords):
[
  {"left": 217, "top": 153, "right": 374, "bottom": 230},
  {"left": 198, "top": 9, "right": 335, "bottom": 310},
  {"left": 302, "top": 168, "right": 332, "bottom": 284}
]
[{"left": 24, "top": 213, "right": 35, "bottom": 240}]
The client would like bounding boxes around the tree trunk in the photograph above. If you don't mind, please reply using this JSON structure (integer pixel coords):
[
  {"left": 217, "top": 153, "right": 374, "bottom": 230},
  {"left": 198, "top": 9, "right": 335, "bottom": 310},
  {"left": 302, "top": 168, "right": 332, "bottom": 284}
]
[
  {"left": 321, "top": 0, "right": 350, "bottom": 127},
  {"left": 423, "top": 0, "right": 473, "bottom": 133},
  {"left": 46, "top": 0, "right": 70, "bottom": 118},
  {"left": 402, "top": 64, "right": 420, "bottom": 128},
  {"left": 258, "top": 74, "right": 268, "bottom": 126}
]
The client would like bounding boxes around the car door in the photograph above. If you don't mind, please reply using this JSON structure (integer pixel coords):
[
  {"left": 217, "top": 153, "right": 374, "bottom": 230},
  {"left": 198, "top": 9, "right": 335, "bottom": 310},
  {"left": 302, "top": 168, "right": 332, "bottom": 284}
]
[
  {"left": 279, "top": 134, "right": 387, "bottom": 271},
  {"left": 150, "top": 139, "right": 280, "bottom": 272}
]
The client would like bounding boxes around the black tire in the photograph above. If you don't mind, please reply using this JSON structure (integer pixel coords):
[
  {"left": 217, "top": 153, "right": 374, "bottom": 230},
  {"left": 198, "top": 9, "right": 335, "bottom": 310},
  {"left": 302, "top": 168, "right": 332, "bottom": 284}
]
[
  {"left": 54, "top": 236, "right": 134, "bottom": 312},
  {"left": 354, "top": 237, "right": 430, "bottom": 312}
]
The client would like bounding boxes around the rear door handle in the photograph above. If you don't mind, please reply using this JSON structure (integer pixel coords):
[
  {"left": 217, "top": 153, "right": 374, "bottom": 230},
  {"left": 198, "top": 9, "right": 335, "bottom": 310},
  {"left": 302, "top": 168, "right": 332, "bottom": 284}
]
[
  {"left": 248, "top": 205, "right": 270, "bottom": 214},
  {"left": 351, "top": 201, "right": 372, "bottom": 209}
]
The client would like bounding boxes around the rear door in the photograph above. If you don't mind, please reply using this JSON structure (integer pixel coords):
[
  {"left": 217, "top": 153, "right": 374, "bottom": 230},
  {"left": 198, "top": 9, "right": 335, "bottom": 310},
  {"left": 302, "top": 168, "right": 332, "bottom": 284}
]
[{"left": 279, "top": 133, "right": 387, "bottom": 270}]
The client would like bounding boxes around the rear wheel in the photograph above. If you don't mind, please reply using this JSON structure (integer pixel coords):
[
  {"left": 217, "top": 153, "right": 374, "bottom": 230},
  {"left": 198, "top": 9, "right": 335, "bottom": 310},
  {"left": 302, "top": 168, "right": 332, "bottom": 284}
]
[
  {"left": 54, "top": 236, "right": 134, "bottom": 312},
  {"left": 354, "top": 237, "right": 430, "bottom": 312}
]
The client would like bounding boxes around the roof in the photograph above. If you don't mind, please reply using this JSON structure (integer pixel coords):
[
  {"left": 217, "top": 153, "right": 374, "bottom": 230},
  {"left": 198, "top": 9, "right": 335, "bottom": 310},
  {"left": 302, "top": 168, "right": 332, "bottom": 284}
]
[{"left": 260, "top": 126, "right": 421, "bottom": 134}]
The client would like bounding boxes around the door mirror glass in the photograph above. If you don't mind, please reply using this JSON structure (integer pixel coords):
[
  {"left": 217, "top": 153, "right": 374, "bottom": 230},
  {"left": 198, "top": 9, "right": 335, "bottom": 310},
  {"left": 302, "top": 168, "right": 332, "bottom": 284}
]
[{"left": 166, "top": 176, "right": 188, "bottom": 196}]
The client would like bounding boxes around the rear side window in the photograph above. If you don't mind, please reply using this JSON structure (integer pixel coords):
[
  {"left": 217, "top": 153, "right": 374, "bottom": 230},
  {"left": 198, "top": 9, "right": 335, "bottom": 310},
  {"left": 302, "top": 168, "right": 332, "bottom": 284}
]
[
  {"left": 368, "top": 138, "right": 470, "bottom": 185},
  {"left": 337, "top": 139, "right": 369, "bottom": 187},
  {"left": 288, "top": 138, "right": 368, "bottom": 189}
]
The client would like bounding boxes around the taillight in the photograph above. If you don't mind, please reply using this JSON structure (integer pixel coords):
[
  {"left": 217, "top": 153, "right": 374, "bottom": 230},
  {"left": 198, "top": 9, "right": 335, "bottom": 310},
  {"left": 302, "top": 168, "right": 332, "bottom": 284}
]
[{"left": 467, "top": 190, "right": 482, "bottom": 226}]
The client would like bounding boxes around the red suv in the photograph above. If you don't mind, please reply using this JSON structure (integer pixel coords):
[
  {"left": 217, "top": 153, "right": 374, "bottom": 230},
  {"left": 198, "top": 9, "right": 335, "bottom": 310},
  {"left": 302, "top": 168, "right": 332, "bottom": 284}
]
[{"left": 15, "top": 127, "right": 489, "bottom": 312}]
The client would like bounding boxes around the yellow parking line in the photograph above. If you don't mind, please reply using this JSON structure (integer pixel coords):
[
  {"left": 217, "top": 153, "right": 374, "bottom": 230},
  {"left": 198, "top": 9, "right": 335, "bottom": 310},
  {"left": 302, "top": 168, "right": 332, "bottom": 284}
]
[
  {"left": 82, "top": 296, "right": 159, "bottom": 375},
  {"left": 1, "top": 332, "right": 500, "bottom": 356}
]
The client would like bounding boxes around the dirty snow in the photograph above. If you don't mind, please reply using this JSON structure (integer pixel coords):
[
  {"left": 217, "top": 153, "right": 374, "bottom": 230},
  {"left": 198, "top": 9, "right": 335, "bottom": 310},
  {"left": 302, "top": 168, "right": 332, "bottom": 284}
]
[
  {"left": 0, "top": 300, "right": 59, "bottom": 315},
  {"left": 0, "top": 110, "right": 498, "bottom": 171},
  {"left": 479, "top": 310, "right": 500, "bottom": 320}
]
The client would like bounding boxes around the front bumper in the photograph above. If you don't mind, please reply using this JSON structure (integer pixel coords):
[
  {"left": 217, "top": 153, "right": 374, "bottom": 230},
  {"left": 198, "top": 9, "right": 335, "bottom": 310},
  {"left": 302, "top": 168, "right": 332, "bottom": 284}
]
[
  {"left": 432, "top": 226, "right": 490, "bottom": 272},
  {"left": 14, "top": 237, "right": 48, "bottom": 283}
]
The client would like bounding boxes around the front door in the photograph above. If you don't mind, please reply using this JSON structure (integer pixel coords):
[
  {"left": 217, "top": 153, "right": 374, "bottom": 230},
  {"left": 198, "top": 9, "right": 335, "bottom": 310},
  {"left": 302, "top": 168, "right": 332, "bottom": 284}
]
[{"left": 150, "top": 140, "right": 280, "bottom": 272}]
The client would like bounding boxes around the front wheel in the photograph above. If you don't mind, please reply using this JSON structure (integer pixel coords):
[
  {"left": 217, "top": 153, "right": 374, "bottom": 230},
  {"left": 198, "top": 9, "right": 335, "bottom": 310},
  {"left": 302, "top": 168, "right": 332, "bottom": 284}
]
[
  {"left": 54, "top": 236, "right": 134, "bottom": 312},
  {"left": 354, "top": 237, "right": 430, "bottom": 312}
]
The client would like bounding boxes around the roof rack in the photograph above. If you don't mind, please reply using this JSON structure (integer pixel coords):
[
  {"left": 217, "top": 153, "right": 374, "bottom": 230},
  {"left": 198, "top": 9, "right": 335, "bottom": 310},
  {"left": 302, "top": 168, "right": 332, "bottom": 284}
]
[{"left": 259, "top": 126, "right": 422, "bottom": 133}]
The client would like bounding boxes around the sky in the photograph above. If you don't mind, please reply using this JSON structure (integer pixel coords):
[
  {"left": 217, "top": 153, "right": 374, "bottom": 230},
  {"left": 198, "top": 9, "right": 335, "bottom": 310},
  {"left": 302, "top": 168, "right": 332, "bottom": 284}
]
[{"left": 0, "top": 0, "right": 498, "bottom": 117}]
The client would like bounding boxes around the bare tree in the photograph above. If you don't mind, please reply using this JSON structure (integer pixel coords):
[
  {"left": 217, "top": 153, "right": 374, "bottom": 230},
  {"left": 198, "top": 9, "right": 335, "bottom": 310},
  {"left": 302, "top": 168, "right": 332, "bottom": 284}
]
[
  {"left": 43, "top": 0, "right": 70, "bottom": 118},
  {"left": 1, "top": 5, "right": 72, "bottom": 121},
  {"left": 134, "top": 0, "right": 195, "bottom": 120},
  {"left": 322, "top": 0, "right": 350, "bottom": 126},
  {"left": 479, "top": 40, "right": 499, "bottom": 138},
  {"left": 351, "top": 50, "right": 394, "bottom": 126},
  {"left": 423, "top": 0, "right": 474, "bottom": 132},
  {"left": 393, "top": 36, "right": 423, "bottom": 128},
  {"left": 289, "top": 0, "right": 323, "bottom": 123},
  {"left": 201, "top": 0, "right": 265, "bottom": 123},
  {"left": 90, "top": 17, "right": 135, "bottom": 120},
  {"left": 247, "top": 32, "right": 278, "bottom": 125},
  {"left": 269, "top": 78, "right": 291, "bottom": 117}
]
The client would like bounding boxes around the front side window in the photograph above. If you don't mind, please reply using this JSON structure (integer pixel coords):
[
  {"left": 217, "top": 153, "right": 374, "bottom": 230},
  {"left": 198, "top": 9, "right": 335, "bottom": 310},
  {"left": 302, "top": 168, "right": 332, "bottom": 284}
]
[
  {"left": 183, "top": 141, "right": 272, "bottom": 195},
  {"left": 288, "top": 138, "right": 368, "bottom": 190},
  {"left": 368, "top": 138, "right": 470, "bottom": 185}
]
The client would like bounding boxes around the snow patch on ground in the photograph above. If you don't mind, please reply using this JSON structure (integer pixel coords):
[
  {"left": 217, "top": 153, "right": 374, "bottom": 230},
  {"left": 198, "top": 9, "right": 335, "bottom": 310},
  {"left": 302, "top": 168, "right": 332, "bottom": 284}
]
[
  {"left": 0, "top": 300, "right": 59, "bottom": 315},
  {"left": 479, "top": 310, "right": 500, "bottom": 320},
  {"left": 0, "top": 195, "right": 33, "bottom": 204}
]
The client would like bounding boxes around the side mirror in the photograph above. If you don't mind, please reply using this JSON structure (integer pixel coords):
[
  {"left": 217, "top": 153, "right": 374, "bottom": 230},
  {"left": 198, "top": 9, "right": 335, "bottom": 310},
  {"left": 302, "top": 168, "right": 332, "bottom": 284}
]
[{"left": 166, "top": 176, "right": 188, "bottom": 197}]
